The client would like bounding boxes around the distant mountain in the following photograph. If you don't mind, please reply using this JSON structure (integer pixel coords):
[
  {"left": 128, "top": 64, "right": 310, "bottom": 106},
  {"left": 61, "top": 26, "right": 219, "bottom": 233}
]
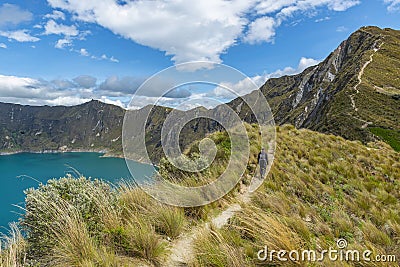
[
  {"left": 0, "top": 100, "right": 124, "bottom": 154},
  {"left": 0, "top": 26, "right": 398, "bottom": 158}
]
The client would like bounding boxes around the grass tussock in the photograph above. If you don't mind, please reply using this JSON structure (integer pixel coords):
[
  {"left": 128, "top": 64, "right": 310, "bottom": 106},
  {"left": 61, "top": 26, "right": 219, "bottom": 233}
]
[{"left": 0, "top": 223, "right": 27, "bottom": 267}]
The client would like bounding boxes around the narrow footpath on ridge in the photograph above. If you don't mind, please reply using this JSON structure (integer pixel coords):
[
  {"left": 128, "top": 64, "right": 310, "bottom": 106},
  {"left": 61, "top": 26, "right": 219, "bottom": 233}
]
[{"left": 163, "top": 144, "right": 275, "bottom": 267}]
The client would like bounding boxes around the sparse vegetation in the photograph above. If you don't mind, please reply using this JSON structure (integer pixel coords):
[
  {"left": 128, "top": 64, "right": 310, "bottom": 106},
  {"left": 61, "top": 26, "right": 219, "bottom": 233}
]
[{"left": 192, "top": 125, "right": 399, "bottom": 266}]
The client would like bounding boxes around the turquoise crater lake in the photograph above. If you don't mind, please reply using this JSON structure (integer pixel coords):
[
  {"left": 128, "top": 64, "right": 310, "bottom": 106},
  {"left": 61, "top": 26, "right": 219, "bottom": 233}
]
[{"left": 0, "top": 152, "right": 155, "bottom": 234}]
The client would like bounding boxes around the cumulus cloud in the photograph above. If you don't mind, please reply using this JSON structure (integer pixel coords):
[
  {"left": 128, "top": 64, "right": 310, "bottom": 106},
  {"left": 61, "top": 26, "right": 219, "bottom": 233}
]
[
  {"left": 0, "top": 30, "right": 40, "bottom": 42},
  {"left": 44, "top": 20, "right": 79, "bottom": 36},
  {"left": 73, "top": 75, "right": 97, "bottom": 88},
  {"left": 45, "top": 96, "right": 91, "bottom": 106},
  {"left": 0, "top": 3, "right": 33, "bottom": 27},
  {"left": 212, "top": 57, "right": 320, "bottom": 99},
  {"left": 43, "top": 19, "right": 89, "bottom": 49},
  {"left": 243, "top": 16, "right": 276, "bottom": 44},
  {"left": 45, "top": 0, "right": 360, "bottom": 68},
  {"left": 97, "top": 54, "right": 119, "bottom": 63},
  {"left": 0, "top": 42, "right": 7, "bottom": 49},
  {"left": 126, "top": 93, "right": 215, "bottom": 111},
  {"left": 97, "top": 76, "right": 143, "bottom": 96},
  {"left": 79, "top": 48, "right": 89, "bottom": 56},
  {"left": 0, "top": 74, "right": 113, "bottom": 106},
  {"left": 164, "top": 88, "right": 192, "bottom": 98},
  {"left": 328, "top": 0, "right": 361, "bottom": 11},
  {"left": 384, "top": 0, "right": 400, "bottom": 11},
  {"left": 51, "top": 79, "right": 76, "bottom": 90},
  {"left": 48, "top": 0, "right": 252, "bottom": 67},
  {"left": 0, "top": 57, "right": 320, "bottom": 108},
  {"left": 0, "top": 75, "right": 45, "bottom": 99},
  {"left": 44, "top": 10, "right": 66, "bottom": 20},
  {"left": 55, "top": 38, "right": 72, "bottom": 49}
]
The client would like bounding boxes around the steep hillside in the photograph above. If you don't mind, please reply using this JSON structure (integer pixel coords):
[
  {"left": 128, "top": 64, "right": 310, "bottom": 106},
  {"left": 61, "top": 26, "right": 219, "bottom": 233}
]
[{"left": 230, "top": 26, "right": 399, "bottom": 148}]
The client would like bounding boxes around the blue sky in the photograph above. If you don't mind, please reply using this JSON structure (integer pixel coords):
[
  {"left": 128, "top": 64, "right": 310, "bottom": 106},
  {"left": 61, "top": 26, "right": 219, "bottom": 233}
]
[{"left": 0, "top": 0, "right": 399, "bottom": 108}]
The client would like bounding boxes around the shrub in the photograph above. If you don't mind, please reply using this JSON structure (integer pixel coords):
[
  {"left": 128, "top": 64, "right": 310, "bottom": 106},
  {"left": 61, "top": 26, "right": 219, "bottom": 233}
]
[{"left": 21, "top": 175, "right": 118, "bottom": 260}]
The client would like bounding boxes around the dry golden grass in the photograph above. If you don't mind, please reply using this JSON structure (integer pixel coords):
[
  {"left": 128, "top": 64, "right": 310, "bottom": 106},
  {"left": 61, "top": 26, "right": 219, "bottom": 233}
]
[
  {"left": 192, "top": 125, "right": 399, "bottom": 266},
  {"left": 0, "top": 223, "right": 27, "bottom": 267}
]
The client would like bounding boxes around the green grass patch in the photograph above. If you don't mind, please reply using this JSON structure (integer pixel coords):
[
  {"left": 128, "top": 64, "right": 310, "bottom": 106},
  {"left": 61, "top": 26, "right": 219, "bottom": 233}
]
[{"left": 369, "top": 127, "right": 400, "bottom": 151}]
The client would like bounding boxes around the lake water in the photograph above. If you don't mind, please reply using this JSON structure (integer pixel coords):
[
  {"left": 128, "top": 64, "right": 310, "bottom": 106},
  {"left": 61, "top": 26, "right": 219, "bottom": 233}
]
[{"left": 0, "top": 152, "right": 155, "bottom": 234}]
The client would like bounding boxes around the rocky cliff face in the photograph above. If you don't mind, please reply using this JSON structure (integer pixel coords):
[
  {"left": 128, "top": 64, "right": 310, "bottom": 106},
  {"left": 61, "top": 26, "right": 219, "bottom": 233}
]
[{"left": 230, "top": 26, "right": 399, "bottom": 144}]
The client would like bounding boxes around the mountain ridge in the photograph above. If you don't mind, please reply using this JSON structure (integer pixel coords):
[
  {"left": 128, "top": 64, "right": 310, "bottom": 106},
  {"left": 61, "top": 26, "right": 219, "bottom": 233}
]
[
  {"left": 0, "top": 26, "right": 399, "bottom": 157},
  {"left": 228, "top": 26, "right": 399, "bottom": 148}
]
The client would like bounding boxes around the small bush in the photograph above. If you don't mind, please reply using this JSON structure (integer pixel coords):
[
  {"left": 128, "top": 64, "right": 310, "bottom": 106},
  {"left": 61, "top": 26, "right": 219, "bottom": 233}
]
[{"left": 22, "top": 176, "right": 118, "bottom": 260}]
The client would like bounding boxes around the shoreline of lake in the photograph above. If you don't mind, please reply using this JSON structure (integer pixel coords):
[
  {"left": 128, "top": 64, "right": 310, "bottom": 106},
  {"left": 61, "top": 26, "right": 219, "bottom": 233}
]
[
  {"left": 0, "top": 149, "right": 156, "bottom": 167},
  {"left": 0, "top": 151, "right": 155, "bottom": 233},
  {"left": 0, "top": 149, "right": 122, "bottom": 158}
]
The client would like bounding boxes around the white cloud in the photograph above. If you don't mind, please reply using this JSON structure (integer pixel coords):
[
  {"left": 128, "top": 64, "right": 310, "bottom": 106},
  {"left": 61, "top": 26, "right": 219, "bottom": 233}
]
[
  {"left": 0, "top": 75, "right": 49, "bottom": 99},
  {"left": 55, "top": 38, "right": 72, "bottom": 49},
  {"left": 126, "top": 93, "right": 216, "bottom": 111},
  {"left": 98, "top": 54, "right": 119, "bottom": 63},
  {"left": 0, "top": 30, "right": 40, "bottom": 42},
  {"left": 0, "top": 43, "right": 7, "bottom": 49},
  {"left": 315, "top": 16, "right": 331, "bottom": 22},
  {"left": 110, "top": 56, "right": 119, "bottom": 63},
  {"left": 212, "top": 57, "right": 320, "bottom": 99},
  {"left": 297, "top": 57, "right": 320, "bottom": 71},
  {"left": 46, "top": 0, "right": 360, "bottom": 68},
  {"left": 44, "top": 10, "right": 66, "bottom": 20},
  {"left": 0, "top": 74, "right": 118, "bottom": 107},
  {"left": 0, "top": 3, "right": 33, "bottom": 27},
  {"left": 384, "top": 0, "right": 400, "bottom": 11},
  {"left": 243, "top": 16, "right": 276, "bottom": 44},
  {"left": 99, "top": 96, "right": 125, "bottom": 108},
  {"left": 328, "top": 0, "right": 361, "bottom": 11},
  {"left": 48, "top": 0, "right": 253, "bottom": 67},
  {"left": 0, "top": 55, "right": 320, "bottom": 109},
  {"left": 45, "top": 96, "right": 91, "bottom": 106},
  {"left": 73, "top": 75, "right": 97, "bottom": 88},
  {"left": 336, "top": 26, "right": 348, "bottom": 32},
  {"left": 254, "top": 0, "right": 295, "bottom": 14},
  {"left": 79, "top": 48, "right": 89, "bottom": 56},
  {"left": 97, "top": 76, "right": 143, "bottom": 96},
  {"left": 44, "top": 20, "right": 79, "bottom": 36}
]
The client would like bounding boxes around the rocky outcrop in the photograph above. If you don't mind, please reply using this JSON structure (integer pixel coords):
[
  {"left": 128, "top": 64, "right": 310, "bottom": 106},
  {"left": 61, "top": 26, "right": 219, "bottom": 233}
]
[{"left": 229, "top": 26, "right": 399, "bottom": 143}]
